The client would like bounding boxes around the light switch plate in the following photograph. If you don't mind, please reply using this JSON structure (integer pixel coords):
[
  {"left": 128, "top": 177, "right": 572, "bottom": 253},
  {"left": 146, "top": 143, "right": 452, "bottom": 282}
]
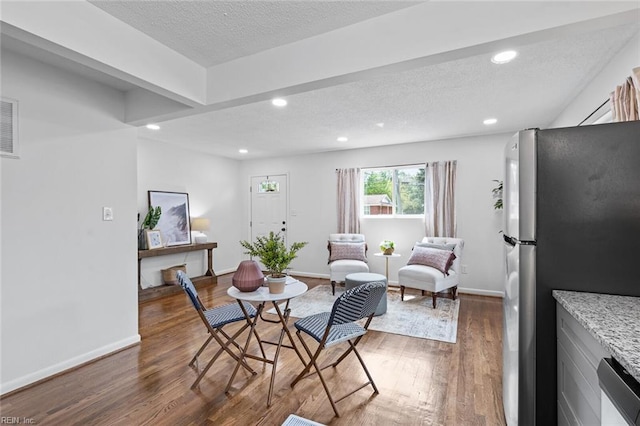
[{"left": 103, "top": 207, "right": 113, "bottom": 221}]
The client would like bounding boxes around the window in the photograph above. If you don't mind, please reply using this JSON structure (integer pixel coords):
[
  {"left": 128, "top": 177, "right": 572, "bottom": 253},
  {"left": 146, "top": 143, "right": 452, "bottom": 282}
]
[
  {"left": 362, "top": 165, "right": 425, "bottom": 216},
  {"left": 258, "top": 179, "right": 279, "bottom": 193}
]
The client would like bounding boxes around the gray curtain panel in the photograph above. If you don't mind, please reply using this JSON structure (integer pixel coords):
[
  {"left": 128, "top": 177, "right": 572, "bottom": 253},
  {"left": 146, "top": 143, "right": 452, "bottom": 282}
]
[
  {"left": 425, "top": 160, "right": 457, "bottom": 237},
  {"left": 610, "top": 67, "right": 640, "bottom": 122},
  {"left": 336, "top": 168, "right": 360, "bottom": 233}
]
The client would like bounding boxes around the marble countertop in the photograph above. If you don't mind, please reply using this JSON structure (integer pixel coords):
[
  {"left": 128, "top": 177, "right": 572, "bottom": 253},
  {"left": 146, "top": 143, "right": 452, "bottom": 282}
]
[{"left": 553, "top": 290, "right": 640, "bottom": 383}]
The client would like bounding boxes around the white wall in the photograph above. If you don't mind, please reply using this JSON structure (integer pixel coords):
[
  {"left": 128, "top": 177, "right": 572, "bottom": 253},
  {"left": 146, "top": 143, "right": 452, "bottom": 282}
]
[
  {"left": 0, "top": 50, "right": 139, "bottom": 394},
  {"left": 137, "top": 139, "right": 243, "bottom": 287},
  {"left": 240, "top": 133, "right": 508, "bottom": 296},
  {"left": 552, "top": 31, "right": 640, "bottom": 128}
]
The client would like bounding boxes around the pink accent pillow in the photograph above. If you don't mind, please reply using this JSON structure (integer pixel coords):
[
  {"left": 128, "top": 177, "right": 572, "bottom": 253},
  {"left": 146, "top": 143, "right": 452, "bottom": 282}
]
[
  {"left": 329, "top": 242, "right": 367, "bottom": 263},
  {"left": 407, "top": 246, "right": 456, "bottom": 275}
]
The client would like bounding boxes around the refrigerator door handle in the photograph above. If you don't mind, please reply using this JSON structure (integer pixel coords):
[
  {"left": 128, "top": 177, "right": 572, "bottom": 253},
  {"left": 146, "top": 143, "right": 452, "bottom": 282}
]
[{"left": 504, "top": 234, "right": 517, "bottom": 246}]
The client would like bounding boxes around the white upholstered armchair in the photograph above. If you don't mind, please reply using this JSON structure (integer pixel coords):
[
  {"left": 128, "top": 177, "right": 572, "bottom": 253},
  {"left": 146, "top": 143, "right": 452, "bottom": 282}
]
[
  {"left": 398, "top": 237, "right": 464, "bottom": 308},
  {"left": 327, "top": 233, "right": 369, "bottom": 295}
]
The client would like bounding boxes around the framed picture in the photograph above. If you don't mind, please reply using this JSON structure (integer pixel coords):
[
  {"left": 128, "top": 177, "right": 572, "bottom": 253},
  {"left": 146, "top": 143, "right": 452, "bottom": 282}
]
[
  {"left": 148, "top": 191, "right": 192, "bottom": 246},
  {"left": 145, "top": 229, "right": 163, "bottom": 250}
]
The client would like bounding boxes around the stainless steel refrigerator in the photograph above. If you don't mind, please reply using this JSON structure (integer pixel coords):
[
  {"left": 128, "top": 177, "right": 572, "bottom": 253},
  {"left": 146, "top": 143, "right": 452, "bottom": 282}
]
[{"left": 502, "top": 121, "right": 640, "bottom": 426}]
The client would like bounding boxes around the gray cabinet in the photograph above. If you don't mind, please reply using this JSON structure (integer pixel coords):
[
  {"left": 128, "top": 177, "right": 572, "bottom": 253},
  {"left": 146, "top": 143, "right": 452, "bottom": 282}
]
[{"left": 556, "top": 303, "right": 611, "bottom": 425}]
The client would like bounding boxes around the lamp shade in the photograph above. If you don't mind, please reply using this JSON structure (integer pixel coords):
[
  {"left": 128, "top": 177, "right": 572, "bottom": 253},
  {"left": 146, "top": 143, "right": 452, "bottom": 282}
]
[
  {"left": 191, "top": 217, "right": 210, "bottom": 232},
  {"left": 232, "top": 260, "right": 264, "bottom": 292}
]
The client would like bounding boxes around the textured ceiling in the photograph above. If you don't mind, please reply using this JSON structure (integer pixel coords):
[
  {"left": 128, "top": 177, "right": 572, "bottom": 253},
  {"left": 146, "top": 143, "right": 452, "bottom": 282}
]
[
  {"left": 89, "top": 0, "right": 420, "bottom": 67},
  {"left": 138, "top": 21, "right": 639, "bottom": 158}
]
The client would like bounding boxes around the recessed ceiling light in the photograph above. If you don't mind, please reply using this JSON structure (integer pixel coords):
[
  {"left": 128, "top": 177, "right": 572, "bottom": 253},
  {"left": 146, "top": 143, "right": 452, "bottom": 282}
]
[
  {"left": 239, "top": 149, "right": 248, "bottom": 154},
  {"left": 483, "top": 118, "right": 498, "bottom": 125},
  {"left": 272, "top": 98, "right": 287, "bottom": 107},
  {"left": 146, "top": 124, "right": 160, "bottom": 130},
  {"left": 376, "top": 122, "right": 385, "bottom": 128},
  {"left": 491, "top": 50, "right": 517, "bottom": 64},
  {"left": 337, "top": 136, "right": 348, "bottom": 142}
]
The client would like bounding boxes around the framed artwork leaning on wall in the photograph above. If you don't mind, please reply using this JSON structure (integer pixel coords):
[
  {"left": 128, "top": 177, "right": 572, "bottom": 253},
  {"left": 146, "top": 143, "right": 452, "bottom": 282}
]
[{"left": 148, "top": 190, "right": 192, "bottom": 246}]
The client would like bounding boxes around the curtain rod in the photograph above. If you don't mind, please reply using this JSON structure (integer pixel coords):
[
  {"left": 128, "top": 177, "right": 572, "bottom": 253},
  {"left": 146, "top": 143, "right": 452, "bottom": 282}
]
[
  {"left": 336, "top": 160, "right": 456, "bottom": 171},
  {"left": 336, "top": 162, "right": 423, "bottom": 171},
  {"left": 578, "top": 98, "right": 610, "bottom": 126}
]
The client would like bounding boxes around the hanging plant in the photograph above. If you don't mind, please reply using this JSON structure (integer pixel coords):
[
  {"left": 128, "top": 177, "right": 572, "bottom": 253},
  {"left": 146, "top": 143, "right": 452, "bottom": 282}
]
[{"left": 492, "top": 180, "right": 503, "bottom": 210}]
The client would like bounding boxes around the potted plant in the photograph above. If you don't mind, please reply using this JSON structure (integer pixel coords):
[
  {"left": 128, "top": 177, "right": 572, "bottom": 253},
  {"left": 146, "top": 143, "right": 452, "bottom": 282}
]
[
  {"left": 379, "top": 240, "right": 395, "bottom": 255},
  {"left": 138, "top": 206, "right": 162, "bottom": 249},
  {"left": 492, "top": 180, "right": 503, "bottom": 210},
  {"left": 240, "top": 232, "right": 307, "bottom": 293}
]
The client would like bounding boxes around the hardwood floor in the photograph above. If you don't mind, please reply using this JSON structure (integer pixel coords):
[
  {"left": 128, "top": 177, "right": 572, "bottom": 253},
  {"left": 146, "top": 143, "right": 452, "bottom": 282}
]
[{"left": 0, "top": 275, "right": 506, "bottom": 425}]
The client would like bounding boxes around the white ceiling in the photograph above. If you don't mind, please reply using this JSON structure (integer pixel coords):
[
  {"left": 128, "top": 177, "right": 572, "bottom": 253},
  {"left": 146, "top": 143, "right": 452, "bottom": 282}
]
[
  {"left": 3, "top": 1, "right": 639, "bottom": 160},
  {"left": 89, "top": 1, "right": 421, "bottom": 67}
]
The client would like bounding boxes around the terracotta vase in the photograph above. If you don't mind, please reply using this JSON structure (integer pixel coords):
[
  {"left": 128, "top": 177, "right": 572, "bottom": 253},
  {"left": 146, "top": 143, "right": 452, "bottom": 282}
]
[{"left": 232, "top": 260, "right": 264, "bottom": 292}]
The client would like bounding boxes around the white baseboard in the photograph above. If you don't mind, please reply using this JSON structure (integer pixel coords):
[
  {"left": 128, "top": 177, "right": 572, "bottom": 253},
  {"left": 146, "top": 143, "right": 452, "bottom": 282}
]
[
  {"left": 289, "top": 270, "right": 330, "bottom": 280},
  {"left": 216, "top": 267, "right": 237, "bottom": 276},
  {"left": 0, "top": 334, "right": 141, "bottom": 396},
  {"left": 458, "top": 287, "right": 504, "bottom": 298}
]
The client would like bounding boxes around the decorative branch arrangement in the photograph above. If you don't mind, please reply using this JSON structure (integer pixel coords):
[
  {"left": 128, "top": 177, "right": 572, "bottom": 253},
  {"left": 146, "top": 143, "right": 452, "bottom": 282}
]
[
  {"left": 492, "top": 180, "right": 503, "bottom": 210},
  {"left": 240, "top": 232, "right": 307, "bottom": 278}
]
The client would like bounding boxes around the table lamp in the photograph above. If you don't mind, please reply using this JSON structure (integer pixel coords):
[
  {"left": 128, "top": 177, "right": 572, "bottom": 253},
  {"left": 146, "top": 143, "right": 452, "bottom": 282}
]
[{"left": 191, "top": 217, "right": 210, "bottom": 244}]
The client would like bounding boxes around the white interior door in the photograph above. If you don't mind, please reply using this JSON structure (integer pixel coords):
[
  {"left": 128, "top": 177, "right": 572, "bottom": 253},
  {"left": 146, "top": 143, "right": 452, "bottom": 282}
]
[{"left": 250, "top": 174, "right": 288, "bottom": 246}]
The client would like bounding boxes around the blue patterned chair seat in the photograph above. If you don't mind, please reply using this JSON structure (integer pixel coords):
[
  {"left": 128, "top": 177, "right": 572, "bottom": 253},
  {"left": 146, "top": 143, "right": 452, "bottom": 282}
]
[
  {"left": 294, "top": 312, "right": 366, "bottom": 348},
  {"left": 204, "top": 301, "right": 256, "bottom": 328}
]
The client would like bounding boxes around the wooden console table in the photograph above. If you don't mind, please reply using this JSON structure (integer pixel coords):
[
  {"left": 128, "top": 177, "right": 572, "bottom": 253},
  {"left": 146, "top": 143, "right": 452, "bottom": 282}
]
[{"left": 138, "top": 242, "right": 218, "bottom": 302}]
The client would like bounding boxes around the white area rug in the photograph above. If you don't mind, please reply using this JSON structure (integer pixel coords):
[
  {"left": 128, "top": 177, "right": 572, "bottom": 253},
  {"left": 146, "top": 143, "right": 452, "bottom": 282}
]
[{"left": 268, "top": 285, "right": 459, "bottom": 343}]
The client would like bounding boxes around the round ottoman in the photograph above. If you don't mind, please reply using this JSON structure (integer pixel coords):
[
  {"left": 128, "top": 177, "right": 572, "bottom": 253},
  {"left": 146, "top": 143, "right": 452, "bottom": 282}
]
[{"left": 345, "top": 272, "right": 387, "bottom": 316}]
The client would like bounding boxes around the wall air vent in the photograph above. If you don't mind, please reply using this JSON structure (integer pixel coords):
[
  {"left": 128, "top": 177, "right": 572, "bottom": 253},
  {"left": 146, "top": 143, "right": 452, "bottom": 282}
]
[{"left": 1, "top": 98, "right": 19, "bottom": 158}]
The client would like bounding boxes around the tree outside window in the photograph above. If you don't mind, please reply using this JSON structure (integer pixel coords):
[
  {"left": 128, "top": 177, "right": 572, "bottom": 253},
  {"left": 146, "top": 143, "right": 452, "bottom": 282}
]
[{"left": 362, "top": 166, "right": 424, "bottom": 216}]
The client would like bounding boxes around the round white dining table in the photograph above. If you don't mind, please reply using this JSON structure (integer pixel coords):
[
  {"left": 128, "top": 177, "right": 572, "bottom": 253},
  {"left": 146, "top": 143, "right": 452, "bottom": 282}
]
[{"left": 225, "top": 277, "right": 308, "bottom": 407}]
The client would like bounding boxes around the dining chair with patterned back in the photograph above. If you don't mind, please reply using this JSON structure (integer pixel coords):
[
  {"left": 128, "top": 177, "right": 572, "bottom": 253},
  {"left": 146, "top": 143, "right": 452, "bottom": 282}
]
[
  {"left": 176, "top": 271, "right": 265, "bottom": 388},
  {"left": 290, "top": 281, "right": 386, "bottom": 417}
]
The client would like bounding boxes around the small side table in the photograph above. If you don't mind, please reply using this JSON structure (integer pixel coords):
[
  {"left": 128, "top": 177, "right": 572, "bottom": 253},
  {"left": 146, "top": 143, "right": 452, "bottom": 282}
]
[
  {"left": 374, "top": 252, "right": 401, "bottom": 280},
  {"left": 345, "top": 272, "right": 387, "bottom": 316}
]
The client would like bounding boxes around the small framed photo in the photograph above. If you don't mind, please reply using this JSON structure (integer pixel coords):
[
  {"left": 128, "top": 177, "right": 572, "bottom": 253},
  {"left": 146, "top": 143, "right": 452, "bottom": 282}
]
[{"left": 145, "top": 230, "right": 163, "bottom": 250}]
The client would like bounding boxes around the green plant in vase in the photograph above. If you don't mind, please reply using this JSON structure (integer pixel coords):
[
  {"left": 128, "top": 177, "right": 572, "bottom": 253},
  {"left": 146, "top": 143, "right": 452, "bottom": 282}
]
[
  {"left": 138, "top": 206, "right": 161, "bottom": 249},
  {"left": 380, "top": 240, "right": 395, "bottom": 255},
  {"left": 240, "top": 232, "right": 307, "bottom": 293},
  {"left": 492, "top": 180, "right": 503, "bottom": 210}
]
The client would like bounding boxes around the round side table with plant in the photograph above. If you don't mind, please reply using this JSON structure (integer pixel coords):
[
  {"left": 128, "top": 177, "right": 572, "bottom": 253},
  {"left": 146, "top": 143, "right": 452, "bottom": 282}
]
[{"left": 240, "top": 232, "right": 308, "bottom": 294}]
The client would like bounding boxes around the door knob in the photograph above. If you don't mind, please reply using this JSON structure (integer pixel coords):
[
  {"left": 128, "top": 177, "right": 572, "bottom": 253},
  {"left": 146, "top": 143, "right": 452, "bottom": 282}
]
[{"left": 281, "top": 228, "right": 286, "bottom": 232}]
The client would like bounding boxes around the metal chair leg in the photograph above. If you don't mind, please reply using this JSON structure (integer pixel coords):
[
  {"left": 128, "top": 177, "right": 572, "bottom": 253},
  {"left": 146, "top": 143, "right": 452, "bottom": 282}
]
[
  {"left": 225, "top": 304, "right": 263, "bottom": 393},
  {"left": 192, "top": 325, "right": 255, "bottom": 389},
  {"left": 290, "top": 331, "right": 317, "bottom": 387},
  {"left": 293, "top": 333, "right": 340, "bottom": 417},
  {"left": 189, "top": 334, "right": 213, "bottom": 367},
  {"left": 349, "top": 340, "right": 378, "bottom": 394}
]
